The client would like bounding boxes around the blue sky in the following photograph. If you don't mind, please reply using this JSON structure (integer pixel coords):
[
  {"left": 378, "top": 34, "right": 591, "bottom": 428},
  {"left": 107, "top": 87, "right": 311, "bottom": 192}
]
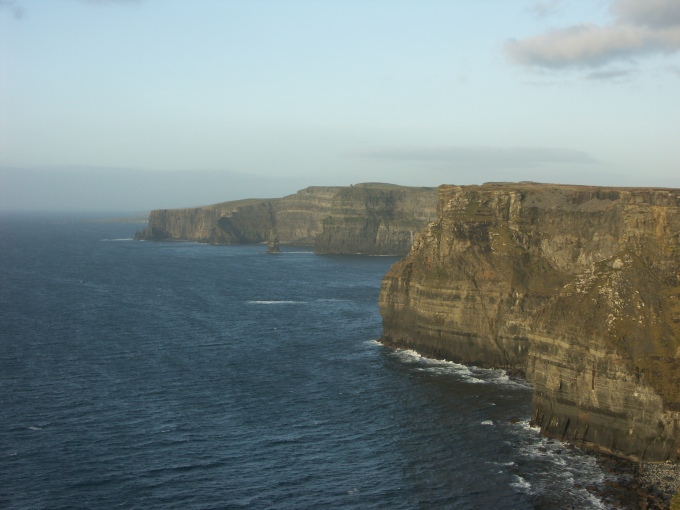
[{"left": 1, "top": 0, "right": 679, "bottom": 210}]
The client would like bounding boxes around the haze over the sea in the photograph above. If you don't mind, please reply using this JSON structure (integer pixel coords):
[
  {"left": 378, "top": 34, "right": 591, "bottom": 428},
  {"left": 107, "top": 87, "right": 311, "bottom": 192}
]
[{"left": 1, "top": 0, "right": 679, "bottom": 211}]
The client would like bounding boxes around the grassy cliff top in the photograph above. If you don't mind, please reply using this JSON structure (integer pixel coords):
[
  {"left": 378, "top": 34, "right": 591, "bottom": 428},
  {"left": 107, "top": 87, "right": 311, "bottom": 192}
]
[
  {"left": 198, "top": 183, "right": 437, "bottom": 209},
  {"left": 475, "top": 182, "right": 680, "bottom": 192},
  {"left": 352, "top": 182, "right": 436, "bottom": 191},
  {"left": 205, "top": 198, "right": 280, "bottom": 210}
]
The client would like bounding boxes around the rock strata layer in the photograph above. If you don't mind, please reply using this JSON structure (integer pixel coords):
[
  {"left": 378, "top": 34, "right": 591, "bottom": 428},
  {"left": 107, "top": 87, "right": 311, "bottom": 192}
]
[
  {"left": 379, "top": 182, "right": 680, "bottom": 461},
  {"left": 135, "top": 183, "right": 437, "bottom": 255},
  {"left": 315, "top": 184, "right": 438, "bottom": 255}
]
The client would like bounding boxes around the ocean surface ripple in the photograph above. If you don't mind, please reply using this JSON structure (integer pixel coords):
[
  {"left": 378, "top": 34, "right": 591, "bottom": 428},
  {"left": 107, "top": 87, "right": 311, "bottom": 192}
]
[{"left": 0, "top": 213, "right": 611, "bottom": 509}]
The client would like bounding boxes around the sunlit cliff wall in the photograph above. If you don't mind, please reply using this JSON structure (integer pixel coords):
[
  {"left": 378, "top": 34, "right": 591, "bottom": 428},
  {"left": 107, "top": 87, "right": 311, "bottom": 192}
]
[{"left": 379, "top": 182, "right": 680, "bottom": 461}]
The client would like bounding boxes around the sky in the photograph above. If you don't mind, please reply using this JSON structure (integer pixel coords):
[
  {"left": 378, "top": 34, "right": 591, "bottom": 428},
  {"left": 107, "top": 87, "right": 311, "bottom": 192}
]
[{"left": 0, "top": 0, "right": 679, "bottom": 211}]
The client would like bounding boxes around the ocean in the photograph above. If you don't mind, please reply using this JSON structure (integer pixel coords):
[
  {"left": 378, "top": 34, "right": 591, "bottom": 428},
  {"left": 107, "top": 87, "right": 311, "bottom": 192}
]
[{"left": 0, "top": 213, "right": 615, "bottom": 509}]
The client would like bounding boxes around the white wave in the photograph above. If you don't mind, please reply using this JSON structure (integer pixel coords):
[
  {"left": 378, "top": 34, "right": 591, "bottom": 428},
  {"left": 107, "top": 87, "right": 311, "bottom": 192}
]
[
  {"left": 417, "top": 366, "right": 487, "bottom": 383},
  {"left": 465, "top": 375, "right": 486, "bottom": 383},
  {"left": 394, "top": 348, "right": 427, "bottom": 362},
  {"left": 514, "top": 419, "right": 541, "bottom": 433},
  {"left": 391, "top": 348, "right": 502, "bottom": 386},
  {"left": 247, "top": 300, "right": 307, "bottom": 305},
  {"left": 510, "top": 475, "right": 532, "bottom": 493},
  {"left": 387, "top": 347, "right": 532, "bottom": 389},
  {"left": 28, "top": 426, "right": 42, "bottom": 431},
  {"left": 509, "top": 418, "right": 610, "bottom": 509},
  {"left": 481, "top": 420, "right": 494, "bottom": 426},
  {"left": 393, "top": 349, "right": 471, "bottom": 374},
  {"left": 101, "top": 238, "right": 134, "bottom": 242}
]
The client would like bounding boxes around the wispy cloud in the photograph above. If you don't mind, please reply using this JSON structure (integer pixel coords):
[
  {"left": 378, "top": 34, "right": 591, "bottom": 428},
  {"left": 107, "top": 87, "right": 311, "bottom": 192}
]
[
  {"left": 76, "top": 0, "right": 142, "bottom": 4},
  {"left": 587, "top": 68, "right": 633, "bottom": 80},
  {"left": 506, "top": 0, "right": 680, "bottom": 69},
  {"left": 359, "top": 146, "right": 597, "bottom": 170},
  {"left": 611, "top": 0, "right": 680, "bottom": 28},
  {"left": 0, "top": 0, "right": 140, "bottom": 19},
  {"left": 528, "top": 0, "right": 561, "bottom": 19},
  {"left": 0, "top": 0, "right": 25, "bottom": 20}
]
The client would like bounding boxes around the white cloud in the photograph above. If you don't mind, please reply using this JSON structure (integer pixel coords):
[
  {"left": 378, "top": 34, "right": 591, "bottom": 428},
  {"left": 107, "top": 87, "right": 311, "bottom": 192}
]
[
  {"left": 528, "top": 0, "right": 561, "bottom": 19},
  {"left": 506, "top": 0, "right": 680, "bottom": 69},
  {"left": 76, "top": 0, "right": 141, "bottom": 4},
  {"left": 0, "top": 0, "right": 25, "bottom": 19},
  {"left": 612, "top": 0, "right": 680, "bottom": 28},
  {"left": 586, "top": 68, "right": 633, "bottom": 80}
]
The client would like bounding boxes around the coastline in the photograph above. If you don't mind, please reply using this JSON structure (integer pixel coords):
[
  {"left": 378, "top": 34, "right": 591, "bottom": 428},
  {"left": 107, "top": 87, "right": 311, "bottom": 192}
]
[{"left": 593, "top": 455, "right": 680, "bottom": 509}]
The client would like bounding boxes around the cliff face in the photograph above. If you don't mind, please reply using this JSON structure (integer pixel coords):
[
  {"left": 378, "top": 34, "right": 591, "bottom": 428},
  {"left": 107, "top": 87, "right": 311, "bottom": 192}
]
[
  {"left": 314, "top": 184, "right": 438, "bottom": 255},
  {"left": 273, "top": 186, "right": 344, "bottom": 245},
  {"left": 379, "top": 183, "right": 680, "bottom": 461},
  {"left": 136, "top": 184, "right": 437, "bottom": 255},
  {"left": 135, "top": 199, "right": 278, "bottom": 244}
]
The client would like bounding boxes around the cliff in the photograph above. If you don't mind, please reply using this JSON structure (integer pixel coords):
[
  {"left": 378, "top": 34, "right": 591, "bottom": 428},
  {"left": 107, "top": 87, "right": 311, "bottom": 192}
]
[
  {"left": 314, "top": 184, "right": 439, "bottom": 255},
  {"left": 379, "top": 182, "right": 680, "bottom": 461},
  {"left": 273, "top": 186, "right": 344, "bottom": 245},
  {"left": 135, "top": 184, "right": 437, "bottom": 255}
]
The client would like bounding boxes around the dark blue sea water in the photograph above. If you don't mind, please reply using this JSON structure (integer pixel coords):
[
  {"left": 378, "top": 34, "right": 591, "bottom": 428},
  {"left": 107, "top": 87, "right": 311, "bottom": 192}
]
[{"left": 0, "top": 213, "right": 614, "bottom": 509}]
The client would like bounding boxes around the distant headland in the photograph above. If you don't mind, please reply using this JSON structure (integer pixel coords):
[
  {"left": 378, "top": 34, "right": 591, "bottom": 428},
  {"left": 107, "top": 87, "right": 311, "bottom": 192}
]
[{"left": 135, "top": 183, "right": 438, "bottom": 256}]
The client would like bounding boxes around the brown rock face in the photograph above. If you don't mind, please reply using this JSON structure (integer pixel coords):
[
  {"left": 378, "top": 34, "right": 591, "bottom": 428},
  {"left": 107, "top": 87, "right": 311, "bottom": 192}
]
[
  {"left": 135, "top": 184, "right": 437, "bottom": 255},
  {"left": 274, "top": 186, "right": 344, "bottom": 245},
  {"left": 134, "top": 198, "right": 279, "bottom": 244},
  {"left": 379, "top": 182, "right": 680, "bottom": 461},
  {"left": 314, "top": 184, "right": 438, "bottom": 255}
]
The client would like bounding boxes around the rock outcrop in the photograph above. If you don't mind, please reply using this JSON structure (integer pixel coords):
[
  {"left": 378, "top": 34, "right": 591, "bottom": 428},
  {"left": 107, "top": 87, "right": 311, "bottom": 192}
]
[
  {"left": 379, "top": 182, "right": 680, "bottom": 461},
  {"left": 135, "top": 183, "right": 437, "bottom": 255},
  {"left": 135, "top": 198, "right": 278, "bottom": 244}
]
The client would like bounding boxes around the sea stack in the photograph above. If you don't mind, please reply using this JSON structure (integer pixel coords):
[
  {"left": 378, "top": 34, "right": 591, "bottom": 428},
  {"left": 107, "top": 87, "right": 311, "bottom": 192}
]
[{"left": 267, "top": 230, "right": 280, "bottom": 254}]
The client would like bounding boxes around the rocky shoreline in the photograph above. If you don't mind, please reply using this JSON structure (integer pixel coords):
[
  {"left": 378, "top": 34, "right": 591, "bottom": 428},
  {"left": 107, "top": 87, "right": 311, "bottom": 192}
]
[{"left": 591, "top": 456, "right": 680, "bottom": 509}]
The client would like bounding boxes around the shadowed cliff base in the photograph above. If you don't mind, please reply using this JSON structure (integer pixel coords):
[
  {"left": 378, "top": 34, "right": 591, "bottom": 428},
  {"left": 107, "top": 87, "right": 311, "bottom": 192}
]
[
  {"left": 135, "top": 183, "right": 437, "bottom": 256},
  {"left": 380, "top": 182, "right": 680, "bottom": 463}
]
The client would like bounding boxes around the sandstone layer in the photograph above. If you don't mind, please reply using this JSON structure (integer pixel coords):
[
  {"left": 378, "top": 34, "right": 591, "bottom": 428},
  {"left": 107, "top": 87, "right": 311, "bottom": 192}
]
[
  {"left": 315, "top": 184, "right": 438, "bottom": 255},
  {"left": 135, "top": 184, "right": 437, "bottom": 255},
  {"left": 379, "top": 182, "right": 680, "bottom": 461}
]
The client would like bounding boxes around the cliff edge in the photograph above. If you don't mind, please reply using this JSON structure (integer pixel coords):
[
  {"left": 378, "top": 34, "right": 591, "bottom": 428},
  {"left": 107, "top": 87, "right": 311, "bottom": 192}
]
[{"left": 379, "top": 182, "right": 680, "bottom": 461}]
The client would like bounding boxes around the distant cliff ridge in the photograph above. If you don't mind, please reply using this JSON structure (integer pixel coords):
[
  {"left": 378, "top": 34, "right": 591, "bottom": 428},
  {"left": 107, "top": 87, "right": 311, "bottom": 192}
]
[
  {"left": 379, "top": 182, "right": 680, "bottom": 461},
  {"left": 135, "top": 183, "right": 438, "bottom": 255},
  {"left": 315, "top": 184, "right": 438, "bottom": 255}
]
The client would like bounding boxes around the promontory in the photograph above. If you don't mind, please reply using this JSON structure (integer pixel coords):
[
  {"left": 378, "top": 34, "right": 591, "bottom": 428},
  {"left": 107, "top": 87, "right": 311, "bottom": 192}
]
[
  {"left": 135, "top": 183, "right": 438, "bottom": 256},
  {"left": 379, "top": 182, "right": 680, "bottom": 462}
]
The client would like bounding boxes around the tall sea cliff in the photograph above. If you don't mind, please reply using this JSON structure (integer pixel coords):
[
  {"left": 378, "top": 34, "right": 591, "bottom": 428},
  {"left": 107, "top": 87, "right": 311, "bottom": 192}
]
[
  {"left": 379, "top": 182, "right": 680, "bottom": 461},
  {"left": 135, "top": 183, "right": 438, "bottom": 255}
]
